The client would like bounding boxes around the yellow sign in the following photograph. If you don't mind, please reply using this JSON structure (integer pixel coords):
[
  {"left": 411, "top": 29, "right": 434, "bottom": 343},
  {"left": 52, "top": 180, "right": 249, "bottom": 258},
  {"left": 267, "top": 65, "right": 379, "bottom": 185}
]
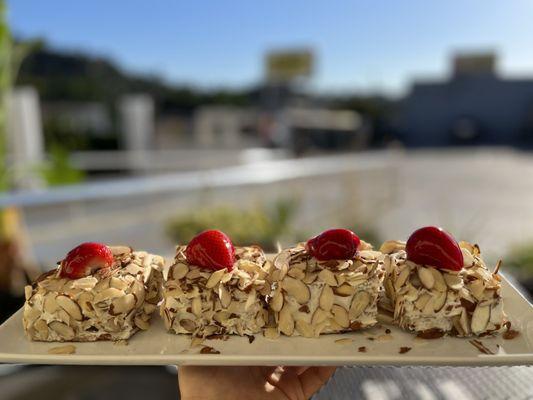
[
  {"left": 453, "top": 53, "right": 496, "bottom": 76},
  {"left": 266, "top": 50, "right": 313, "bottom": 82}
]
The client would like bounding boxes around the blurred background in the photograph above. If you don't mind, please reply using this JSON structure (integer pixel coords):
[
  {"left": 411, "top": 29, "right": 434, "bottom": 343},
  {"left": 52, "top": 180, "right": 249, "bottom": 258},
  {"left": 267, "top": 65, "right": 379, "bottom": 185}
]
[
  {"left": 2, "top": 0, "right": 533, "bottom": 327},
  {"left": 3, "top": 2, "right": 533, "bottom": 398}
]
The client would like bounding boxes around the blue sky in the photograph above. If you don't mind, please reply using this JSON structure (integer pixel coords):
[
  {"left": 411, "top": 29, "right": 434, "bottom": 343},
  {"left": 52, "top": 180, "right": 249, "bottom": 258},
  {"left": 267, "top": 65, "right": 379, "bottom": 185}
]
[{"left": 8, "top": 0, "right": 533, "bottom": 96}]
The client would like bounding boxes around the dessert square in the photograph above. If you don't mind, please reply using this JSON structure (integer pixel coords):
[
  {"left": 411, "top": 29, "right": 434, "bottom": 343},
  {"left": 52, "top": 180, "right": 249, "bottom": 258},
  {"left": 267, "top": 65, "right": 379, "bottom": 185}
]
[
  {"left": 161, "top": 245, "right": 272, "bottom": 337},
  {"left": 266, "top": 241, "right": 384, "bottom": 338},
  {"left": 23, "top": 246, "right": 164, "bottom": 342},
  {"left": 381, "top": 240, "right": 506, "bottom": 337}
]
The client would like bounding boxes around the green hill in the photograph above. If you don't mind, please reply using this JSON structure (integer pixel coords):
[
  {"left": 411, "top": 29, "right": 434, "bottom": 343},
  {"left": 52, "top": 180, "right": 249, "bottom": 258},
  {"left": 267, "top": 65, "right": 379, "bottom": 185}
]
[{"left": 16, "top": 43, "right": 252, "bottom": 113}]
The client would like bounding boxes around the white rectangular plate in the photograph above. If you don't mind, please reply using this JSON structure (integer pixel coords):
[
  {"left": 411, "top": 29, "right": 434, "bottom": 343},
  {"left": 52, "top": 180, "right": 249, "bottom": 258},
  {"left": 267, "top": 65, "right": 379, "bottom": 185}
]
[{"left": 0, "top": 276, "right": 532, "bottom": 366}]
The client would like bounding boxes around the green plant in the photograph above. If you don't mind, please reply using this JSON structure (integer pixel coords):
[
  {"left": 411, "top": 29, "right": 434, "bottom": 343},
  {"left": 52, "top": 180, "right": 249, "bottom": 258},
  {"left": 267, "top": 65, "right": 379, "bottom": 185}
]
[
  {"left": 505, "top": 243, "right": 533, "bottom": 277},
  {"left": 0, "top": 0, "right": 10, "bottom": 192},
  {"left": 38, "top": 145, "right": 85, "bottom": 186},
  {"left": 166, "top": 199, "right": 299, "bottom": 251},
  {"left": 0, "top": 2, "right": 46, "bottom": 192}
]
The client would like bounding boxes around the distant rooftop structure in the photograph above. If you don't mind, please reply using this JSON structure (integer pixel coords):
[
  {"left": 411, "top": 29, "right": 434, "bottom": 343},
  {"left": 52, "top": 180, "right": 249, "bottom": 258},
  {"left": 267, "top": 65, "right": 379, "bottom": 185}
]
[
  {"left": 398, "top": 52, "right": 533, "bottom": 147},
  {"left": 452, "top": 52, "right": 497, "bottom": 78}
]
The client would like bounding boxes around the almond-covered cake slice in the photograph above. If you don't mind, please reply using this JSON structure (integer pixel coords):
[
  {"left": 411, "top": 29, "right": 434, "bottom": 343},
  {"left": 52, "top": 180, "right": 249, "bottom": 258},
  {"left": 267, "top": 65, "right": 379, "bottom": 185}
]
[
  {"left": 266, "top": 229, "right": 385, "bottom": 339},
  {"left": 23, "top": 243, "right": 164, "bottom": 342},
  {"left": 160, "top": 230, "right": 272, "bottom": 337},
  {"left": 381, "top": 226, "right": 506, "bottom": 338}
]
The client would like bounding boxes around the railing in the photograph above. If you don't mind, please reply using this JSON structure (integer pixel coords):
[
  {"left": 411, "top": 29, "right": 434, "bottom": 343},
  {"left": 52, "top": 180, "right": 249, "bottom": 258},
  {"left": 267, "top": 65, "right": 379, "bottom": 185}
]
[{"left": 0, "top": 151, "right": 397, "bottom": 265}]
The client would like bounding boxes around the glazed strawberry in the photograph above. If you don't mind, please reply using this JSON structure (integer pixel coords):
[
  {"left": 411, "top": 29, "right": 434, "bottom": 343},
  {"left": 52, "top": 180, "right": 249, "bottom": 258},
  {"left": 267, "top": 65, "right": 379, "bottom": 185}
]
[
  {"left": 306, "top": 228, "right": 360, "bottom": 261},
  {"left": 406, "top": 226, "right": 464, "bottom": 271},
  {"left": 60, "top": 242, "right": 114, "bottom": 279},
  {"left": 186, "top": 230, "right": 235, "bottom": 271}
]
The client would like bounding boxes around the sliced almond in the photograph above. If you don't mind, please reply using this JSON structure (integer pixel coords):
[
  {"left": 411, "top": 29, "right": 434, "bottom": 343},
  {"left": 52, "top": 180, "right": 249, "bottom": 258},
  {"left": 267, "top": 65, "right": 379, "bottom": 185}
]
[
  {"left": 220, "top": 272, "right": 233, "bottom": 284},
  {"left": 143, "top": 302, "right": 156, "bottom": 314},
  {"left": 349, "top": 291, "right": 371, "bottom": 319},
  {"left": 218, "top": 285, "right": 232, "bottom": 308},
  {"left": 227, "top": 300, "right": 244, "bottom": 314},
  {"left": 245, "top": 289, "right": 256, "bottom": 311},
  {"left": 282, "top": 276, "right": 310, "bottom": 304},
  {"left": 131, "top": 315, "right": 148, "bottom": 330},
  {"left": 43, "top": 294, "right": 60, "bottom": 314},
  {"left": 191, "top": 297, "right": 202, "bottom": 317},
  {"left": 55, "top": 309, "right": 70, "bottom": 324},
  {"left": 33, "top": 319, "right": 49, "bottom": 339},
  {"left": 418, "top": 267, "right": 435, "bottom": 290},
  {"left": 311, "top": 308, "right": 330, "bottom": 325},
  {"left": 459, "top": 241, "right": 474, "bottom": 253},
  {"left": 383, "top": 257, "right": 392, "bottom": 275},
  {"left": 206, "top": 269, "right": 226, "bottom": 289},
  {"left": 490, "top": 301, "right": 504, "bottom": 325},
  {"left": 77, "top": 292, "right": 94, "bottom": 316},
  {"left": 331, "top": 304, "right": 349, "bottom": 328},
  {"left": 288, "top": 268, "right": 305, "bottom": 280},
  {"left": 333, "top": 283, "right": 356, "bottom": 297},
  {"left": 272, "top": 253, "right": 289, "bottom": 281},
  {"left": 384, "top": 279, "right": 395, "bottom": 302},
  {"left": 179, "top": 319, "right": 196, "bottom": 332},
  {"left": 471, "top": 304, "right": 490, "bottom": 334},
  {"left": 109, "top": 245, "right": 132, "bottom": 256},
  {"left": 56, "top": 295, "right": 83, "bottom": 321},
  {"left": 318, "top": 269, "right": 337, "bottom": 286},
  {"left": 319, "top": 285, "right": 334, "bottom": 312},
  {"left": 24, "top": 285, "right": 33, "bottom": 301},
  {"left": 186, "top": 269, "right": 202, "bottom": 280},
  {"left": 302, "top": 272, "right": 318, "bottom": 284},
  {"left": 109, "top": 277, "right": 128, "bottom": 291},
  {"left": 395, "top": 267, "right": 410, "bottom": 289},
  {"left": 335, "top": 274, "right": 346, "bottom": 286},
  {"left": 444, "top": 273, "right": 462, "bottom": 290},
  {"left": 461, "top": 247, "right": 475, "bottom": 267},
  {"left": 327, "top": 318, "right": 344, "bottom": 332},
  {"left": 410, "top": 273, "right": 422, "bottom": 288},
  {"left": 105, "top": 319, "right": 121, "bottom": 332},
  {"left": 172, "top": 263, "right": 189, "bottom": 280},
  {"left": 295, "top": 319, "right": 314, "bottom": 338},
  {"left": 94, "top": 288, "right": 125, "bottom": 304},
  {"left": 48, "top": 321, "right": 75, "bottom": 340},
  {"left": 433, "top": 290, "right": 447, "bottom": 312},
  {"left": 270, "top": 288, "right": 284, "bottom": 312},
  {"left": 111, "top": 293, "right": 136, "bottom": 315},
  {"left": 162, "top": 308, "right": 174, "bottom": 330},
  {"left": 131, "top": 281, "right": 145, "bottom": 307},
  {"left": 203, "top": 325, "right": 219, "bottom": 337},
  {"left": 278, "top": 305, "right": 294, "bottom": 336},
  {"left": 314, "top": 321, "right": 330, "bottom": 336},
  {"left": 379, "top": 240, "right": 406, "bottom": 254},
  {"left": 335, "top": 338, "right": 354, "bottom": 345},
  {"left": 48, "top": 345, "right": 76, "bottom": 355},
  {"left": 415, "top": 293, "right": 431, "bottom": 310},
  {"left": 403, "top": 286, "right": 419, "bottom": 302},
  {"left": 238, "top": 260, "right": 261, "bottom": 275},
  {"left": 460, "top": 309, "right": 471, "bottom": 336},
  {"left": 93, "top": 277, "right": 110, "bottom": 292},
  {"left": 430, "top": 269, "right": 446, "bottom": 291},
  {"left": 213, "top": 311, "right": 230, "bottom": 323},
  {"left": 255, "top": 311, "right": 265, "bottom": 328},
  {"left": 264, "top": 327, "right": 280, "bottom": 340},
  {"left": 469, "top": 279, "right": 485, "bottom": 301},
  {"left": 452, "top": 315, "right": 463, "bottom": 336},
  {"left": 422, "top": 297, "right": 435, "bottom": 315}
]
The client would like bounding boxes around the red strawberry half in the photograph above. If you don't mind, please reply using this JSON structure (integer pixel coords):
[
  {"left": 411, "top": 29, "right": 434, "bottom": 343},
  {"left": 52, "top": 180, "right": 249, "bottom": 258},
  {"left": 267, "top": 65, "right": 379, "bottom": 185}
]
[
  {"left": 185, "top": 230, "right": 235, "bottom": 271},
  {"left": 406, "top": 226, "right": 464, "bottom": 271},
  {"left": 306, "top": 228, "right": 361, "bottom": 261},
  {"left": 60, "top": 242, "right": 114, "bottom": 279}
]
